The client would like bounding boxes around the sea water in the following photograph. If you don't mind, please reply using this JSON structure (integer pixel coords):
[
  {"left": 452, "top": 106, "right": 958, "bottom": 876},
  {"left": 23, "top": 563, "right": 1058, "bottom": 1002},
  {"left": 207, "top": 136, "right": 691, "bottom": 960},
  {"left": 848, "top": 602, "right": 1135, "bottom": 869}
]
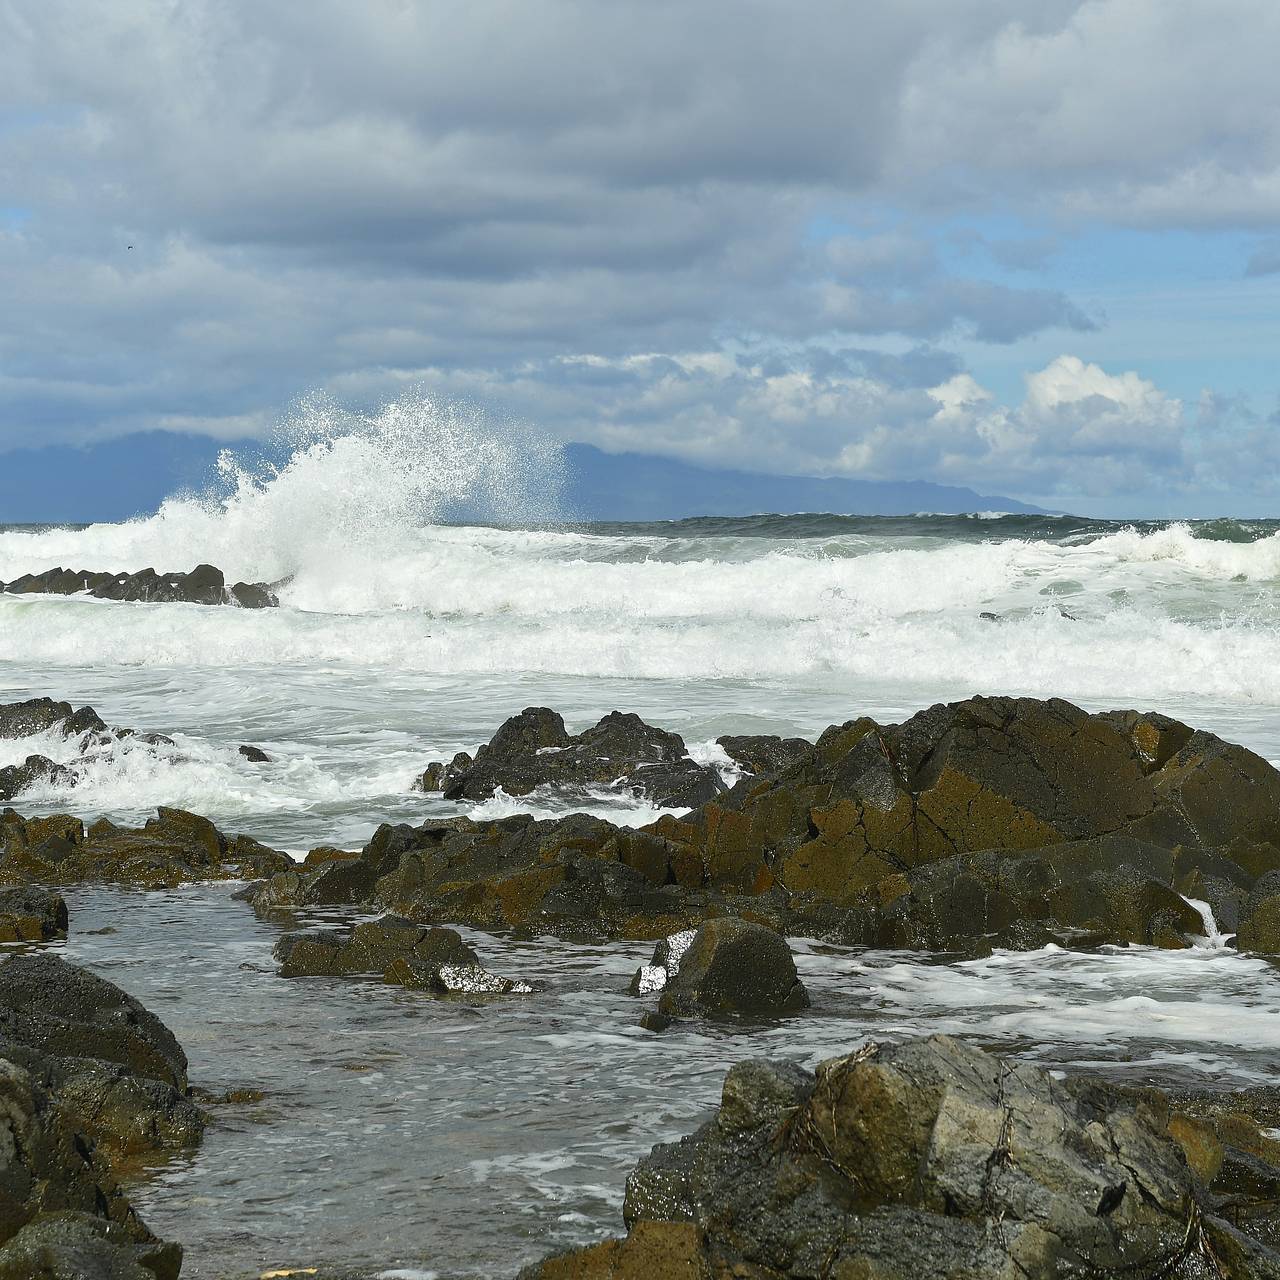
[{"left": 1, "top": 398, "right": 1278, "bottom": 1276}]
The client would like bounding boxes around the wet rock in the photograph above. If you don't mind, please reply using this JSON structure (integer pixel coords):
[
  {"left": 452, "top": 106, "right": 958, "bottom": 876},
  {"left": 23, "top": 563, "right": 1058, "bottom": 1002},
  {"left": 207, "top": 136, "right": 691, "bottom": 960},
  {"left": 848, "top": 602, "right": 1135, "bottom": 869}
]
[
  {"left": 628, "top": 927, "right": 696, "bottom": 995},
  {"left": 0, "top": 886, "right": 68, "bottom": 942},
  {"left": 0, "top": 953, "right": 204, "bottom": 1163},
  {"left": 238, "top": 744, "right": 272, "bottom": 763},
  {"left": 1236, "top": 871, "right": 1280, "bottom": 954},
  {"left": 415, "top": 707, "right": 725, "bottom": 809},
  {"left": 521, "top": 1220, "right": 709, "bottom": 1279},
  {"left": 657, "top": 918, "right": 808, "bottom": 1018},
  {"left": 274, "top": 915, "right": 533, "bottom": 995},
  {"left": 1, "top": 563, "right": 277, "bottom": 607},
  {"left": 716, "top": 734, "right": 812, "bottom": 778},
  {"left": 531, "top": 1034, "right": 1271, "bottom": 1280},
  {"left": 0, "top": 806, "right": 293, "bottom": 889},
  {"left": 0, "top": 1059, "right": 182, "bottom": 1278}
]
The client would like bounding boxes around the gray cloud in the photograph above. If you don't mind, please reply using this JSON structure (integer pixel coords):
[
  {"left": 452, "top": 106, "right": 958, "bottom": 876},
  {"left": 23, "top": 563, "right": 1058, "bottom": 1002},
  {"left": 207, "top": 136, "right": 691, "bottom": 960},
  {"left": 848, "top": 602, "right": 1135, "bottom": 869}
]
[{"left": 0, "top": 0, "right": 1277, "bottom": 504}]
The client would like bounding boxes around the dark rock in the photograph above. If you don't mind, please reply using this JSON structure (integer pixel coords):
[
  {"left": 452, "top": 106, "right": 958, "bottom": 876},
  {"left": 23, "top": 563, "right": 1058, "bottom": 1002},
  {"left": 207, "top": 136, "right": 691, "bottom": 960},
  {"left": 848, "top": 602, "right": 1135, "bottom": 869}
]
[
  {"left": 0, "top": 755, "right": 75, "bottom": 803},
  {"left": 417, "top": 707, "right": 725, "bottom": 809},
  {"left": 528, "top": 1034, "right": 1272, "bottom": 1280},
  {"left": 238, "top": 744, "right": 271, "bottom": 763},
  {"left": 0, "top": 698, "right": 75, "bottom": 739},
  {"left": 1237, "top": 872, "right": 1280, "bottom": 954},
  {"left": 0, "top": 806, "right": 292, "bottom": 889},
  {"left": 3, "top": 564, "right": 278, "bottom": 608},
  {"left": 274, "top": 915, "right": 533, "bottom": 996},
  {"left": 657, "top": 918, "right": 808, "bottom": 1018},
  {"left": 0, "top": 1059, "right": 181, "bottom": 1277},
  {"left": 0, "top": 886, "right": 68, "bottom": 942},
  {"left": 0, "top": 954, "right": 203, "bottom": 1166},
  {"left": 716, "top": 734, "right": 812, "bottom": 778}
]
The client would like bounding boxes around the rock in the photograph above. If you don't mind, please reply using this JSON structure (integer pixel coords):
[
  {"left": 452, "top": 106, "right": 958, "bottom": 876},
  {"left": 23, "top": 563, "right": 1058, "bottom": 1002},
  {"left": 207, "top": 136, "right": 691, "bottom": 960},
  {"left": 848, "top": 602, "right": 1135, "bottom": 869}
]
[
  {"left": 0, "top": 1059, "right": 181, "bottom": 1278},
  {"left": 0, "top": 886, "right": 68, "bottom": 941},
  {"left": 238, "top": 744, "right": 271, "bottom": 763},
  {"left": 0, "top": 756, "right": 75, "bottom": 803},
  {"left": 0, "top": 953, "right": 204, "bottom": 1163},
  {"left": 1236, "top": 871, "right": 1280, "bottom": 953},
  {"left": 415, "top": 707, "right": 725, "bottom": 809},
  {"left": 628, "top": 928, "right": 696, "bottom": 995},
  {"left": 1, "top": 563, "right": 278, "bottom": 607},
  {"left": 0, "top": 698, "right": 78, "bottom": 739},
  {"left": 0, "top": 1211, "right": 174, "bottom": 1280},
  {"left": 715, "top": 734, "right": 812, "bottom": 778},
  {"left": 657, "top": 918, "right": 808, "bottom": 1018},
  {"left": 531, "top": 1034, "right": 1276, "bottom": 1280},
  {"left": 274, "top": 915, "right": 533, "bottom": 995},
  {"left": 0, "top": 806, "right": 293, "bottom": 889},
  {"left": 520, "top": 1220, "right": 710, "bottom": 1279}
]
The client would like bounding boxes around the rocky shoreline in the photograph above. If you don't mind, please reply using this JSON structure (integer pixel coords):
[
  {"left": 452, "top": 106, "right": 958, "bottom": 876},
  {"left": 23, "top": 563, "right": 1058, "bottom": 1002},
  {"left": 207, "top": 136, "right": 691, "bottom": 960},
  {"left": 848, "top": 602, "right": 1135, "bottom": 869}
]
[
  {"left": 0, "top": 563, "right": 279, "bottom": 608},
  {"left": 1, "top": 692, "right": 1279, "bottom": 1276}
]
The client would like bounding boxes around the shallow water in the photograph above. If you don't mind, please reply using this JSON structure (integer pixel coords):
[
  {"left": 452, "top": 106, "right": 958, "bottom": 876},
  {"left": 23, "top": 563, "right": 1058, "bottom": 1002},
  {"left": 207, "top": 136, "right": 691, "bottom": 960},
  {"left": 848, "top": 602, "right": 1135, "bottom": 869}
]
[{"left": 38, "top": 885, "right": 1280, "bottom": 1279}]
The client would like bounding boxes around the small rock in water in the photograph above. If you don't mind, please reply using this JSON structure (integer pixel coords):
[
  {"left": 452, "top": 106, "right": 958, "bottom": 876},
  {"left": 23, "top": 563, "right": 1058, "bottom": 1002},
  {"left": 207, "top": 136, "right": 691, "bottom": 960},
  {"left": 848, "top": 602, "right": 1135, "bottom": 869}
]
[
  {"left": 627, "top": 927, "right": 697, "bottom": 995},
  {"left": 239, "top": 744, "right": 272, "bottom": 763}
]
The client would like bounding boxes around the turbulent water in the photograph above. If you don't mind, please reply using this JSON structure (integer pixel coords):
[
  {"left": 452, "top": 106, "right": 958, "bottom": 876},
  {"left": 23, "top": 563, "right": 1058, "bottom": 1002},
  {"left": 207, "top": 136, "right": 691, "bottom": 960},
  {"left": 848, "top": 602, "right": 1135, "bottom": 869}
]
[{"left": 2, "top": 400, "right": 1279, "bottom": 1277}]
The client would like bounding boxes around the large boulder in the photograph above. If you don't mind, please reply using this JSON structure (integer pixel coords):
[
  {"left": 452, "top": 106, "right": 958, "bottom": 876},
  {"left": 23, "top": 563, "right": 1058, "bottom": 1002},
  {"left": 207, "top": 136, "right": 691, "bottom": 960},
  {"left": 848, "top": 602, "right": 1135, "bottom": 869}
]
[
  {"left": 524, "top": 1035, "right": 1280, "bottom": 1279},
  {"left": 0, "top": 954, "right": 204, "bottom": 1164},
  {"left": 657, "top": 918, "right": 808, "bottom": 1018},
  {"left": 414, "top": 707, "right": 725, "bottom": 809}
]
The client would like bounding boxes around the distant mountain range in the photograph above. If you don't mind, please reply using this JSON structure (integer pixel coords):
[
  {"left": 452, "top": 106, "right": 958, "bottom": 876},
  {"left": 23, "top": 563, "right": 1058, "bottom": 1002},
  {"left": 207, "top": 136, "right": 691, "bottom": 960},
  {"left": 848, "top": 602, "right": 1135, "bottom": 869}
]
[
  {"left": 0, "top": 431, "right": 1046, "bottom": 524},
  {"left": 563, "top": 444, "right": 1046, "bottom": 519}
]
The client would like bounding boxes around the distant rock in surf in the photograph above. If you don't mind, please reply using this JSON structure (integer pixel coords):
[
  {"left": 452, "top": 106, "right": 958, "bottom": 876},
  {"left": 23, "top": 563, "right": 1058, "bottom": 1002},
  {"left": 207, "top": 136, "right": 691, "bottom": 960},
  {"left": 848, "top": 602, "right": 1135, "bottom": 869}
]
[
  {"left": 413, "top": 706, "right": 726, "bottom": 809},
  {"left": 0, "top": 562, "right": 279, "bottom": 607}
]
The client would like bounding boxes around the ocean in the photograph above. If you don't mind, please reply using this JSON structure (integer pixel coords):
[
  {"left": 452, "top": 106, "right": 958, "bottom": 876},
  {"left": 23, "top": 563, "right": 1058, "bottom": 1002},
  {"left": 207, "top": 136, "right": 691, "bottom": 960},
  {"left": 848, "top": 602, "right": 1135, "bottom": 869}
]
[{"left": 1, "top": 418, "right": 1278, "bottom": 1276}]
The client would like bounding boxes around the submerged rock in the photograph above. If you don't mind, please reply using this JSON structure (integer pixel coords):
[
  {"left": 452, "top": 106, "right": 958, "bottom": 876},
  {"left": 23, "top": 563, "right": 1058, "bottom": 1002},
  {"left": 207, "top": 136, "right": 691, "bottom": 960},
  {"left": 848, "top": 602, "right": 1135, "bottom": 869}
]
[
  {"left": 0, "top": 562, "right": 279, "bottom": 607},
  {"left": 413, "top": 706, "right": 725, "bottom": 809},
  {"left": 0, "top": 805, "right": 293, "bottom": 889},
  {"left": 523, "top": 1034, "right": 1280, "bottom": 1279}
]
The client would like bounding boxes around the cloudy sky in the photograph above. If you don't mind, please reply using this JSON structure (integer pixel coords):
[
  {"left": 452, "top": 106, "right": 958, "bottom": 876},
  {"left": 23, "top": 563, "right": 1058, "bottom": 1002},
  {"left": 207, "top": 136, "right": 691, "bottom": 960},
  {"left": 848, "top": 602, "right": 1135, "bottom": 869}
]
[{"left": 2, "top": 0, "right": 1279, "bottom": 516}]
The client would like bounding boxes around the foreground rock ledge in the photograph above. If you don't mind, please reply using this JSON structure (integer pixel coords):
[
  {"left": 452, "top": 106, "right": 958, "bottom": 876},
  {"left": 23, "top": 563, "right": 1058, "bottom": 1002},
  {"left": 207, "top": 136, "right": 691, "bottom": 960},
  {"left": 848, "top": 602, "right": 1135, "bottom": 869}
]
[{"left": 521, "top": 1034, "right": 1280, "bottom": 1280}]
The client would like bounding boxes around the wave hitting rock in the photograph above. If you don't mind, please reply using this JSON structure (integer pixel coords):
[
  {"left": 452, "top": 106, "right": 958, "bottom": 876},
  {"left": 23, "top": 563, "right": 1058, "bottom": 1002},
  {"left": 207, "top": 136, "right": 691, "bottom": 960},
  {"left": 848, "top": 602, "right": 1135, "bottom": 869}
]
[{"left": 0, "top": 562, "right": 278, "bottom": 607}]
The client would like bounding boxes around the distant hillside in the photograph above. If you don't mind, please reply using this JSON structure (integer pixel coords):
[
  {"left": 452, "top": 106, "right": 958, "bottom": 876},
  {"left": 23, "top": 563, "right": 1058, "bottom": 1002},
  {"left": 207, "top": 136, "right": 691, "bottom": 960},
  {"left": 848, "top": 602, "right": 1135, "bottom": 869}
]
[
  {"left": 563, "top": 444, "right": 1046, "bottom": 519},
  {"left": 0, "top": 432, "right": 1046, "bottom": 524}
]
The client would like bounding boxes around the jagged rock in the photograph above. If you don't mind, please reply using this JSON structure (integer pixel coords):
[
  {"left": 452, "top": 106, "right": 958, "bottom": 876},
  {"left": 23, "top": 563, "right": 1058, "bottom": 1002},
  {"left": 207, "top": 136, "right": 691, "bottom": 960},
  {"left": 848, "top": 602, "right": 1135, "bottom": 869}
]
[
  {"left": 0, "top": 756, "right": 75, "bottom": 803},
  {"left": 656, "top": 918, "right": 808, "bottom": 1017},
  {"left": 0, "top": 886, "right": 68, "bottom": 942},
  {"left": 715, "top": 734, "right": 812, "bottom": 778},
  {"left": 0, "top": 563, "right": 277, "bottom": 607},
  {"left": 0, "top": 806, "right": 293, "bottom": 889},
  {"left": 414, "top": 707, "right": 725, "bottom": 809},
  {"left": 526, "top": 1034, "right": 1280, "bottom": 1279},
  {"left": 0, "top": 1058, "right": 182, "bottom": 1278},
  {"left": 274, "top": 915, "right": 532, "bottom": 996}
]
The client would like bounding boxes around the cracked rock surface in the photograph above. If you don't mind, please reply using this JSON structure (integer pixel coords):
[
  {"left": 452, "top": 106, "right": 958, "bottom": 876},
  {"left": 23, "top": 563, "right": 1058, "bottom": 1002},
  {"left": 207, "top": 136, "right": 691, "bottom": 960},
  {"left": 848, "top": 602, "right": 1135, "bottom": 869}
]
[{"left": 522, "top": 1034, "right": 1280, "bottom": 1279}]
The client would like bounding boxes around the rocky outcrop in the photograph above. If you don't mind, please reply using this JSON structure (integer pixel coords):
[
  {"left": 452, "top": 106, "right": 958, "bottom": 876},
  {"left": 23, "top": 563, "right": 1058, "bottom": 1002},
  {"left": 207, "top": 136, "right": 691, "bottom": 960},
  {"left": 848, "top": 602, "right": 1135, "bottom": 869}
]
[
  {"left": 0, "top": 562, "right": 278, "bottom": 607},
  {"left": 522, "top": 1034, "right": 1280, "bottom": 1279},
  {"left": 0, "top": 806, "right": 293, "bottom": 889},
  {"left": 251, "top": 696, "right": 1280, "bottom": 956},
  {"left": 715, "top": 734, "right": 812, "bottom": 778},
  {"left": 413, "top": 707, "right": 725, "bottom": 809},
  {"left": 0, "top": 953, "right": 205, "bottom": 1166},
  {"left": 274, "top": 915, "right": 534, "bottom": 996},
  {"left": 0, "top": 1057, "right": 182, "bottom": 1279}
]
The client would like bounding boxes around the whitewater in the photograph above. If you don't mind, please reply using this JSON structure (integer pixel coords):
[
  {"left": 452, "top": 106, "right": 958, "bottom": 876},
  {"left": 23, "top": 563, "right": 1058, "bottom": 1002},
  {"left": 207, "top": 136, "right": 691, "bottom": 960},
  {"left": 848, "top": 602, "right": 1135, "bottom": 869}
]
[{"left": 2, "top": 397, "right": 1279, "bottom": 1277}]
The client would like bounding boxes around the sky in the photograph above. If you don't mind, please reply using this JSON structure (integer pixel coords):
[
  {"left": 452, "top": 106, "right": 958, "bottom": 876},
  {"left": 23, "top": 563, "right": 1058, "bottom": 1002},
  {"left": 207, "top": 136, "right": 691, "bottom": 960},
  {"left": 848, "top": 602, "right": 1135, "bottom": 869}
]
[{"left": 1, "top": 0, "right": 1279, "bottom": 518}]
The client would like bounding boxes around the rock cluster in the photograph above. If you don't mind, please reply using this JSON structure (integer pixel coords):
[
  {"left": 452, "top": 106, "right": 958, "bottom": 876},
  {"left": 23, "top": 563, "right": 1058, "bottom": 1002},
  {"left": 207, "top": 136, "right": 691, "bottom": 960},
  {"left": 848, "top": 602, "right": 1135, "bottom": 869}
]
[
  {"left": 414, "top": 707, "right": 726, "bottom": 809},
  {"left": 1, "top": 805, "right": 293, "bottom": 888},
  {"left": 0, "top": 955, "right": 194, "bottom": 1278},
  {"left": 0, "top": 562, "right": 278, "bottom": 607},
  {"left": 250, "top": 697, "right": 1280, "bottom": 957},
  {"left": 274, "top": 914, "right": 534, "bottom": 995},
  {"left": 522, "top": 1034, "right": 1280, "bottom": 1279}
]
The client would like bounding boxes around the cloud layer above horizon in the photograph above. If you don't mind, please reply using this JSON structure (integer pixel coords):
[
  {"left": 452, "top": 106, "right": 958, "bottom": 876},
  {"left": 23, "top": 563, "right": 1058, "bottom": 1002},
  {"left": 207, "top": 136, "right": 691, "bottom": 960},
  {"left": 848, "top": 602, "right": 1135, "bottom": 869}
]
[{"left": 2, "top": 0, "right": 1279, "bottom": 515}]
